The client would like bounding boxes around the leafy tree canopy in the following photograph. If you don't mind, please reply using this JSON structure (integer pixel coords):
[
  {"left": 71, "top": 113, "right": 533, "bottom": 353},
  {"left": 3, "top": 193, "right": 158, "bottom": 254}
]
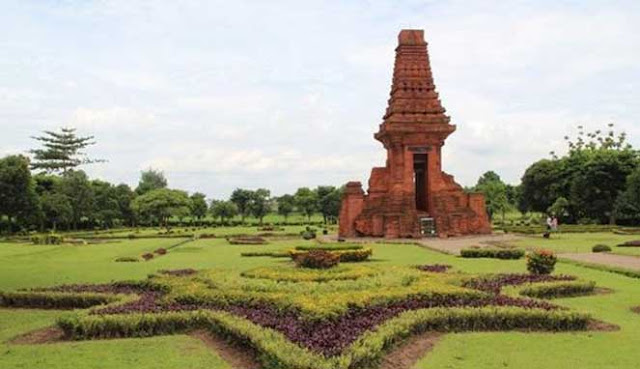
[
  {"left": 136, "top": 169, "right": 167, "bottom": 195},
  {"left": 210, "top": 200, "right": 238, "bottom": 222},
  {"left": 131, "top": 188, "right": 190, "bottom": 227},
  {"left": 190, "top": 192, "right": 208, "bottom": 220}
]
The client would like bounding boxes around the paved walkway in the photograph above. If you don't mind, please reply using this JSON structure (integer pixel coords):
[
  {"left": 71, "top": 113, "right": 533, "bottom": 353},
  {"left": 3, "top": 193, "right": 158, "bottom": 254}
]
[{"left": 560, "top": 253, "right": 640, "bottom": 271}]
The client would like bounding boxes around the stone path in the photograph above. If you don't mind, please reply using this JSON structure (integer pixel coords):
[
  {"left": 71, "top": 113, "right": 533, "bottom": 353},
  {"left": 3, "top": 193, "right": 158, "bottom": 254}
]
[{"left": 560, "top": 253, "right": 640, "bottom": 271}]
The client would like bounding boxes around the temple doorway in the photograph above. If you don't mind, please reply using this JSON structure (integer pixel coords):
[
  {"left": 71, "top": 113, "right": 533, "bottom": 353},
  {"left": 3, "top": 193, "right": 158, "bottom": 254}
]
[{"left": 413, "top": 153, "right": 428, "bottom": 211}]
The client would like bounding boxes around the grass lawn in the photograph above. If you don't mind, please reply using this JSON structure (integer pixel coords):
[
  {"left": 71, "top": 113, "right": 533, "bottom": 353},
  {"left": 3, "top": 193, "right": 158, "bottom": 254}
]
[
  {"left": 510, "top": 232, "right": 640, "bottom": 256},
  {"left": 1, "top": 231, "right": 639, "bottom": 368}
]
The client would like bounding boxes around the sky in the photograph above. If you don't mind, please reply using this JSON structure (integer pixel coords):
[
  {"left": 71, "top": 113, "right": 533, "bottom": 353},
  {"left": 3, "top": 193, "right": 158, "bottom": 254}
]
[{"left": 1, "top": 0, "right": 639, "bottom": 199}]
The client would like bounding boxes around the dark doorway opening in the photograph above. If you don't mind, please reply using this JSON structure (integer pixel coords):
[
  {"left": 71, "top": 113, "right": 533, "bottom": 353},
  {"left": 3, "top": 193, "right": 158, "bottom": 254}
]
[{"left": 413, "top": 154, "right": 428, "bottom": 211}]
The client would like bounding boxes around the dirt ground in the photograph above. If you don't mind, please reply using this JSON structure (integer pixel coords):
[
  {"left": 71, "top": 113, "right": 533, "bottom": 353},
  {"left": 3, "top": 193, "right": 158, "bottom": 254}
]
[
  {"left": 380, "top": 333, "right": 442, "bottom": 369},
  {"left": 8, "top": 326, "right": 64, "bottom": 344},
  {"left": 189, "top": 330, "right": 261, "bottom": 369}
]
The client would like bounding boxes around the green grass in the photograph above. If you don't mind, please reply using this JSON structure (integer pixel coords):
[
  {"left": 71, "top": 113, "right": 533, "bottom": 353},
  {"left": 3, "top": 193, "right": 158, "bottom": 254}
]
[
  {"left": 511, "top": 232, "right": 640, "bottom": 256},
  {"left": 1, "top": 230, "right": 640, "bottom": 368}
]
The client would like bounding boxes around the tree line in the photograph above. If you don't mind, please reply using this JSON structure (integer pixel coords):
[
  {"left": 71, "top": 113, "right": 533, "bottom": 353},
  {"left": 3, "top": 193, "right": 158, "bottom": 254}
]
[
  {"left": 0, "top": 128, "right": 342, "bottom": 234},
  {"left": 474, "top": 124, "right": 640, "bottom": 225}
]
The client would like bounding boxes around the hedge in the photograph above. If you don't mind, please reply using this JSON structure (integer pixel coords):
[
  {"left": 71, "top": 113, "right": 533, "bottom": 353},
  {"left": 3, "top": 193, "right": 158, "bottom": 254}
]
[
  {"left": 295, "top": 244, "right": 364, "bottom": 251},
  {"left": 460, "top": 248, "right": 525, "bottom": 260},
  {"left": 519, "top": 280, "right": 596, "bottom": 299},
  {"left": 240, "top": 251, "right": 290, "bottom": 258},
  {"left": 289, "top": 248, "right": 373, "bottom": 263},
  {"left": 56, "top": 307, "right": 590, "bottom": 369},
  {"left": 0, "top": 291, "right": 120, "bottom": 309}
]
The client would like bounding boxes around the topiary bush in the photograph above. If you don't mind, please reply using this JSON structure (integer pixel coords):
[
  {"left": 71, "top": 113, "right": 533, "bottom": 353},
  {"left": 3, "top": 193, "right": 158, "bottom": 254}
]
[
  {"left": 293, "top": 250, "right": 340, "bottom": 269},
  {"left": 592, "top": 244, "right": 612, "bottom": 253},
  {"left": 527, "top": 250, "right": 557, "bottom": 275}
]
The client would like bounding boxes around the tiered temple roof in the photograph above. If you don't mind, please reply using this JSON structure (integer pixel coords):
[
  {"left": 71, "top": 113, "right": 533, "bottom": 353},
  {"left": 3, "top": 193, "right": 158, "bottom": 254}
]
[{"left": 383, "top": 30, "right": 450, "bottom": 126}]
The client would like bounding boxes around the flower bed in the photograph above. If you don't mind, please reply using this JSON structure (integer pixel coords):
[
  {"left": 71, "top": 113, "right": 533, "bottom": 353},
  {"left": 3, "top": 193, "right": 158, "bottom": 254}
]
[{"left": 3, "top": 265, "right": 597, "bottom": 368}]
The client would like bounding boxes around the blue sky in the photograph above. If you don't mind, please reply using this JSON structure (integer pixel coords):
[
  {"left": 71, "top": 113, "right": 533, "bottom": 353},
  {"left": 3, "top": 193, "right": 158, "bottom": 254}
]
[{"left": 1, "top": 0, "right": 639, "bottom": 199}]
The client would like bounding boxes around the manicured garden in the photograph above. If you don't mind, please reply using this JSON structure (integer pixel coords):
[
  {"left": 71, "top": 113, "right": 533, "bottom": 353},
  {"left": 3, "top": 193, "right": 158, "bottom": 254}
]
[{"left": 1, "top": 230, "right": 639, "bottom": 368}]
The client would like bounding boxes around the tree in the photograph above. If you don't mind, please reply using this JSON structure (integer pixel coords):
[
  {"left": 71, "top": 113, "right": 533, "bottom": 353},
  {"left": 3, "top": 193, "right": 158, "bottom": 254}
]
[
  {"left": 295, "top": 187, "right": 317, "bottom": 222},
  {"left": 230, "top": 188, "right": 254, "bottom": 222},
  {"left": 131, "top": 188, "right": 190, "bottom": 228},
  {"left": 59, "top": 170, "right": 95, "bottom": 229},
  {"left": 91, "top": 180, "right": 120, "bottom": 228},
  {"left": 475, "top": 179, "right": 509, "bottom": 222},
  {"left": 569, "top": 150, "right": 637, "bottom": 224},
  {"left": 548, "top": 197, "right": 570, "bottom": 222},
  {"left": 136, "top": 169, "right": 167, "bottom": 195},
  {"left": 316, "top": 186, "right": 341, "bottom": 224},
  {"left": 476, "top": 171, "right": 502, "bottom": 187},
  {"left": 520, "top": 159, "right": 571, "bottom": 215},
  {"left": 0, "top": 155, "right": 37, "bottom": 232},
  {"left": 249, "top": 188, "right": 271, "bottom": 225},
  {"left": 521, "top": 123, "right": 638, "bottom": 224},
  {"left": 30, "top": 127, "right": 103, "bottom": 173},
  {"left": 614, "top": 166, "right": 640, "bottom": 223},
  {"left": 277, "top": 194, "right": 295, "bottom": 221},
  {"left": 40, "top": 192, "right": 72, "bottom": 231},
  {"left": 189, "top": 192, "right": 208, "bottom": 221},
  {"left": 210, "top": 200, "right": 238, "bottom": 223},
  {"left": 114, "top": 184, "right": 136, "bottom": 226},
  {"left": 474, "top": 171, "right": 510, "bottom": 222}
]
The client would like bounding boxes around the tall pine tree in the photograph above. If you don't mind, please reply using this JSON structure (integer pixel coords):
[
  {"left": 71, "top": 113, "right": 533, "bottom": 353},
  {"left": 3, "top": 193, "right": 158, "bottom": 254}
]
[{"left": 30, "top": 127, "right": 103, "bottom": 173}]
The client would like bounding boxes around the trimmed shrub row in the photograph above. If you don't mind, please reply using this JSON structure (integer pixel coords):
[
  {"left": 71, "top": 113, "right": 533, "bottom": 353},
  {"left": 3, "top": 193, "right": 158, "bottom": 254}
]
[
  {"left": 618, "top": 240, "right": 640, "bottom": 247},
  {"left": 57, "top": 307, "right": 590, "bottom": 369},
  {"left": 295, "top": 244, "right": 363, "bottom": 251},
  {"left": 460, "top": 247, "right": 525, "bottom": 260},
  {"left": 519, "top": 280, "right": 597, "bottom": 299},
  {"left": 240, "top": 251, "right": 290, "bottom": 258},
  {"left": 115, "top": 256, "right": 140, "bottom": 262},
  {"left": 290, "top": 248, "right": 373, "bottom": 263},
  {"left": 228, "top": 236, "right": 268, "bottom": 245},
  {"left": 0, "top": 291, "right": 118, "bottom": 309}
]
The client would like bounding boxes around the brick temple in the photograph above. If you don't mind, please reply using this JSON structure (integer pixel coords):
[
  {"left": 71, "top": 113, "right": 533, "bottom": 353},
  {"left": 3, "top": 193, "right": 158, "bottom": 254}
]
[{"left": 339, "top": 29, "right": 491, "bottom": 239}]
